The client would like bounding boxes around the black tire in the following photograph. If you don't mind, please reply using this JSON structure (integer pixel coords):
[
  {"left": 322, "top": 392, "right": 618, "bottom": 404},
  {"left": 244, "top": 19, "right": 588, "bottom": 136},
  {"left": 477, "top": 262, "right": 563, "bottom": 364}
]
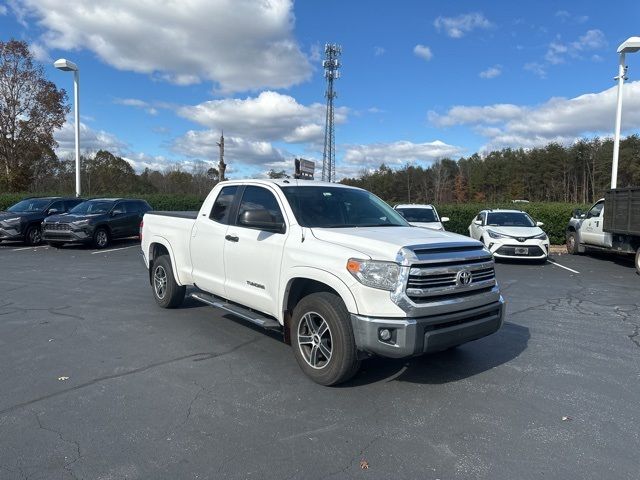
[
  {"left": 93, "top": 227, "right": 110, "bottom": 249},
  {"left": 47, "top": 242, "right": 64, "bottom": 248},
  {"left": 290, "top": 292, "right": 360, "bottom": 386},
  {"left": 151, "top": 255, "right": 185, "bottom": 308},
  {"left": 566, "top": 231, "right": 580, "bottom": 255},
  {"left": 24, "top": 225, "right": 42, "bottom": 246},
  {"left": 635, "top": 247, "right": 640, "bottom": 275}
]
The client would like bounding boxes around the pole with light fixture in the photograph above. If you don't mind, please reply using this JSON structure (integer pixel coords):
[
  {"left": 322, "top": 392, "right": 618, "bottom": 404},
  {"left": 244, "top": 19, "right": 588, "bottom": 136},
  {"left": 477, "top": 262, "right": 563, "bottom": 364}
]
[
  {"left": 53, "top": 58, "right": 81, "bottom": 197},
  {"left": 611, "top": 37, "right": 640, "bottom": 189}
]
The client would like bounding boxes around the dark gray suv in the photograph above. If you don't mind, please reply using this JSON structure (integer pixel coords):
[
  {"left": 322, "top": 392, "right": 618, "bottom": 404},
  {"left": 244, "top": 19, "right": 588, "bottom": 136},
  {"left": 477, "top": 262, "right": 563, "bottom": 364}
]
[
  {"left": 42, "top": 198, "right": 151, "bottom": 249},
  {"left": 0, "top": 197, "right": 84, "bottom": 245}
]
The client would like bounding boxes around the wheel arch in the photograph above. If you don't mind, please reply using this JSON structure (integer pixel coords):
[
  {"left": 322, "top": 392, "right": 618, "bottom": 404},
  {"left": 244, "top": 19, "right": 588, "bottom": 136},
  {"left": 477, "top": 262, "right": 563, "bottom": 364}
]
[
  {"left": 281, "top": 269, "right": 358, "bottom": 345},
  {"left": 148, "top": 237, "right": 181, "bottom": 286}
]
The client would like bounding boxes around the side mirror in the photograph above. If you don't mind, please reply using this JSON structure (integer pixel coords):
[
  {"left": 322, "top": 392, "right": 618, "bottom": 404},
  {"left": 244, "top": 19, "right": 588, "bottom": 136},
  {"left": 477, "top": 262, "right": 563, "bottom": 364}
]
[
  {"left": 239, "top": 208, "right": 284, "bottom": 233},
  {"left": 111, "top": 209, "right": 123, "bottom": 217},
  {"left": 536, "top": 221, "right": 544, "bottom": 227},
  {"left": 572, "top": 208, "right": 582, "bottom": 219},
  {"left": 47, "top": 208, "right": 59, "bottom": 215},
  {"left": 580, "top": 213, "right": 586, "bottom": 219},
  {"left": 473, "top": 219, "right": 482, "bottom": 226},
  {"left": 441, "top": 217, "right": 450, "bottom": 223}
]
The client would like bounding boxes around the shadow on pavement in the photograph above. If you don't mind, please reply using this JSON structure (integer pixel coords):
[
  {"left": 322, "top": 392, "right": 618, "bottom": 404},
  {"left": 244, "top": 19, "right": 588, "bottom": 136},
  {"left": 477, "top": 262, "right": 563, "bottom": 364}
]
[{"left": 342, "top": 321, "right": 530, "bottom": 387}]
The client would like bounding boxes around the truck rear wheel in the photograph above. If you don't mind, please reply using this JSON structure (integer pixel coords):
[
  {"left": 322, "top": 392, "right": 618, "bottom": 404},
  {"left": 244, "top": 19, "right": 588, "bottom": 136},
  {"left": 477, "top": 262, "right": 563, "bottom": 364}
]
[
  {"left": 291, "top": 292, "right": 360, "bottom": 386},
  {"left": 151, "top": 255, "right": 185, "bottom": 308}
]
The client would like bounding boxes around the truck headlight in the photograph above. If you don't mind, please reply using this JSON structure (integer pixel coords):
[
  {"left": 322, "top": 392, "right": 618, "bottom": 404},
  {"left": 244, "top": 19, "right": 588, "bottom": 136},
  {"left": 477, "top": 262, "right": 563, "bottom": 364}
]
[
  {"left": 532, "top": 232, "right": 548, "bottom": 240},
  {"left": 3, "top": 217, "right": 21, "bottom": 225},
  {"left": 72, "top": 219, "right": 89, "bottom": 227},
  {"left": 488, "top": 230, "right": 508, "bottom": 239},
  {"left": 347, "top": 259, "right": 400, "bottom": 291}
]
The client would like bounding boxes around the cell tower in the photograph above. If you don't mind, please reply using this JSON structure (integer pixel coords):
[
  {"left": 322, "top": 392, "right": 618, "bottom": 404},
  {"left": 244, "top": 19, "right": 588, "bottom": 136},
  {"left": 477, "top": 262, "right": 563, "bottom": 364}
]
[{"left": 321, "top": 44, "right": 341, "bottom": 182}]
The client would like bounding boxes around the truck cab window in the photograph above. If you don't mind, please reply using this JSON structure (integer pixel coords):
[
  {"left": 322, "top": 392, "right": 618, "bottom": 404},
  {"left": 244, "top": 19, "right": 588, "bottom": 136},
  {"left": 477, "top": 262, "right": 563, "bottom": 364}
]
[
  {"left": 210, "top": 186, "right": 238, "bottom": 224},
  {"left": 236, "top": 186, "right": 284, "bottom": 228},
  {"left": 587, "top": 202, "right": 604, "bottom": 218}
]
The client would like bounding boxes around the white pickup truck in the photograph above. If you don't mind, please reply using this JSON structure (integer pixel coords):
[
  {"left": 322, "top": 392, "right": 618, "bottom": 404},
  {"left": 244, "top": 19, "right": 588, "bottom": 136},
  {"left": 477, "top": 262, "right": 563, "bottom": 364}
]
[{"left": 141, "top": 180, "right": 505, "bottom": 385}]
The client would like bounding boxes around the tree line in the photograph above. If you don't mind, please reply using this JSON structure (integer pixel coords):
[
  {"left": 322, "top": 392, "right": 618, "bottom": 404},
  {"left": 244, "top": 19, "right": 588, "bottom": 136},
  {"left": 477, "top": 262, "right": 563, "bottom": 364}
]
[{"left": 342, "top": 136, "right": 640, "bottom": 205}]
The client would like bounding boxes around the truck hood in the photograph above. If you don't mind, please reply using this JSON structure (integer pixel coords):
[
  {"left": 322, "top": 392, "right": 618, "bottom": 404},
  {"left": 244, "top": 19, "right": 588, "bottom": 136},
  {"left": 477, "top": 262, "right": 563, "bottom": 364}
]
[
  {"left": 311, "top": 226, "right": 479, "bottom": 261},
  {"left": 409, "top": 221, "right": 443, "bottom": 230}
]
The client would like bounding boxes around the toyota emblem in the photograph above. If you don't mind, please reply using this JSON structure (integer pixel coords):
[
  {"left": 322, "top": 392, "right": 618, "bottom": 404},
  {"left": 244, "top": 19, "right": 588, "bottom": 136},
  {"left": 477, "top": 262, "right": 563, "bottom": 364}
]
[{"left": 456, "top": 270, "right": 472, "bottom": 286}]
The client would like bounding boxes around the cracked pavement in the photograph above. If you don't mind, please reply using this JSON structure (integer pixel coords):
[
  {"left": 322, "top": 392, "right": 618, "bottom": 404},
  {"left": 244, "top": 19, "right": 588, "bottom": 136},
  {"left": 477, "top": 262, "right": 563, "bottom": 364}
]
[{"left": 0, "top": 242, "right": 638, "bottom": 479}]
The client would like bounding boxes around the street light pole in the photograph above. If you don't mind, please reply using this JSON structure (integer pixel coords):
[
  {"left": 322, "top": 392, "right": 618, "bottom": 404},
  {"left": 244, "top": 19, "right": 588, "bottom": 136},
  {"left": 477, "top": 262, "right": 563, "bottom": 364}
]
[
  {"left": 73, "top": 69, "right": 80, "bottom": 197},
  {"left": 54, "top": 58, "right": 81, "bottom": 197},
  {"left": 611, "top": 37, "right": 640, "bottom": 189}
]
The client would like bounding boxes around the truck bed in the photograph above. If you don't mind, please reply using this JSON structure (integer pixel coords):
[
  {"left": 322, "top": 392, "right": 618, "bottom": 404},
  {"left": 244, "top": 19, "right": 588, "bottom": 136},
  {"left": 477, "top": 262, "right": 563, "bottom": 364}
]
[
  {"left": 604, "top": 187, "right": 640, "bottom": 236},
  {"left": 146, "top": 211, "right": 198, "bottom": 219}
]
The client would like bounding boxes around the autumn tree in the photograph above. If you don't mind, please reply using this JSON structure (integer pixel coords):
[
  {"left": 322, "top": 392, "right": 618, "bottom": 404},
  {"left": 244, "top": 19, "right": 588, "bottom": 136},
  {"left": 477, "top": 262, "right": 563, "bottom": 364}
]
[{"left": 0, "top": 40, "right": 68, "bottom": 191}]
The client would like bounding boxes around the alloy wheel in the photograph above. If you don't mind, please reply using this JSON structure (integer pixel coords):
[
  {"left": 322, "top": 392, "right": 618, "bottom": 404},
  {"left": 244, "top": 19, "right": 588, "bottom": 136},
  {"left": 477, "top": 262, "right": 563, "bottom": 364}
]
[{"left": 297, "top": 311, "right": 333, "bottom": 369}]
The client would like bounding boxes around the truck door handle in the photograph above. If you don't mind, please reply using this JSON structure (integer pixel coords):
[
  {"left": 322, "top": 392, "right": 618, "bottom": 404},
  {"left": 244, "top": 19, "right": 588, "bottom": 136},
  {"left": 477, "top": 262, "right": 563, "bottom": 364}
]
[{"left": 225, "top": 234, "right": 239, "bottom": 242}]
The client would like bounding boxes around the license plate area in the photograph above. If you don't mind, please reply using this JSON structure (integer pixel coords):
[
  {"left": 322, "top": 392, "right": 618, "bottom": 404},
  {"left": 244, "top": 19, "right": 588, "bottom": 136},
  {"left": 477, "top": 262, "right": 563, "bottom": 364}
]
[{"left": 514, "top": 247, "right": 529, "bottom": 255}]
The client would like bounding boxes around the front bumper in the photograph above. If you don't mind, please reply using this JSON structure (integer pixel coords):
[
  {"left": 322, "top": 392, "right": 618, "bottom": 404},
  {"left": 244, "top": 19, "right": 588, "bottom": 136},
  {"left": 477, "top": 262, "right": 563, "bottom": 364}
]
[
  {"left": 487, "top": 239, "right": 549, "bottom": 259},
  {"left": 0, "top": 226, "right": 24, "bottom": 241},
  {"left": 42, "top": 226, "right": 92, "bottom": 243},
  {"left": 350, "top": 298, "right": 505, "bottom": 358}
]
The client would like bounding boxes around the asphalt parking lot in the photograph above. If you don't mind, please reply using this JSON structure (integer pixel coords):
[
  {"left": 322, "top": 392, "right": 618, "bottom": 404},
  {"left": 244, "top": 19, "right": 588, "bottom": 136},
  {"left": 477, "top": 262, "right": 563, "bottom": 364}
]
[{"left": 0, "top": 241, "right": 638, "bottom": 480}]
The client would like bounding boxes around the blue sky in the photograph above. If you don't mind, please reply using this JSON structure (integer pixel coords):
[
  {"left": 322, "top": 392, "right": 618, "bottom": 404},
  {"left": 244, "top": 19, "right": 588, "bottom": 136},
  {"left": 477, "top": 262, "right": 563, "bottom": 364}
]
[{"left": 1, "top": 0, "right": 640, "bottom": 178}]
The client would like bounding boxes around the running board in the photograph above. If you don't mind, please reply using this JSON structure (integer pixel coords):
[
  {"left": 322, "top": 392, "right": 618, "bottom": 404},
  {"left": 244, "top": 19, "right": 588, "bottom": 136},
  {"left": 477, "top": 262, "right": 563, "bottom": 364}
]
[{"left": 190, "top": 292, "right": 281, "bottom": 330}]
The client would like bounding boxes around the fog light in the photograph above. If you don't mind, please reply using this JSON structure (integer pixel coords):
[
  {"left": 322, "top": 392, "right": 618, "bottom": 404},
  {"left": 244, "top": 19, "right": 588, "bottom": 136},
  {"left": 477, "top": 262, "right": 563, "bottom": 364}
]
[{"left": 379, "top": 328, "right": 392, "bottom": 341}]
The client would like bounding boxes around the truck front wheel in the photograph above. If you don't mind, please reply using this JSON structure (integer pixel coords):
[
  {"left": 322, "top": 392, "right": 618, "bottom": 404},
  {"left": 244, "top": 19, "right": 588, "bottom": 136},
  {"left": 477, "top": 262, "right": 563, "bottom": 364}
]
[
  {"left": 566, "top": 232, "right": 581, "bottom": 255},
  {"left": 151, "top": 255, "right": 185, "bottom": 308},
  {"left": 291, "top": 292, "right": 360, "bottom": 386}
]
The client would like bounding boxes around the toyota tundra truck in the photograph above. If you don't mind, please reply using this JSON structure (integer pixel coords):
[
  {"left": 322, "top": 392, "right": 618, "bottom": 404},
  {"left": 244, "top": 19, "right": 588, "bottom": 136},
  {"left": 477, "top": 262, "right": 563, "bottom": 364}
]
[{"left": 141, "top": 180, "right": 505, "bottom": 385}]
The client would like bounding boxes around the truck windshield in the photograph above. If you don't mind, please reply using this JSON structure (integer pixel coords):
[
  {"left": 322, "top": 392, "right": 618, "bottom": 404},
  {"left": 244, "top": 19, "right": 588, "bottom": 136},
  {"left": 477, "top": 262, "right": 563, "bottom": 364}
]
[
  {"left": 396, "top": 207, "right": 437, "bottom": 223},
  {"left": 486, "top": 212, "right": 535, "bottom": 227},
  {"left": 70, "top": 200, "right": 114, "bottom": 214},
  {"left": 281, "top": 186, "right": 408, "bottom": 228},
  {"left": 7, "top": 199, "right": 51, "bottom": 212}
]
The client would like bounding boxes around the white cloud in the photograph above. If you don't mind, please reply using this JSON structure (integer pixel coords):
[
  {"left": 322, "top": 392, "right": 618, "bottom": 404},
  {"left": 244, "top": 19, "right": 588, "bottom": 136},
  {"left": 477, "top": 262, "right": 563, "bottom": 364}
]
[
  {"left": 413, "top": 44, "right": 433, "bottom": 61},
  {"left": 555, "top": 10, "right": 588, "bottom": 23},
  {"left": 54, "top": 118, "right": 128, "bottom": 158},
  {"left": 0, "top": 5, "right": 8, "bottom": 15},
  {"left": 528, "top": 29, "right": 607, "bottom": 75},
  {"left": 177, "top": 91, "right": 347, "bottom": 144},
  {"left": 341, "top": 140, "right": 464, "bottom": 172},
  {"left": 524, "top": 62, "right": 547, "bottom": 78},
  {"left": 433, "top": 12, "right": 492, "bottom": 38},
  {"left": 428, "top": 81, "right": 640, "bottom": 150},
  {"left": 374, "top": 46, "right": 385, "bottom": 56},
  {"left": 28, "top": 42, "right": 50, "bottom": 62},
  {"left": 16, "top": 0, "right": 311, "bottom": 93},
  {"left": 172, "top": 130, "right": 287, "bottom": 166},
  {"left": 114, "top": 98, "right": 160, "bottom": 116},
  {"left": 479, "top": 65, "right": 502, "bottom": 79}
]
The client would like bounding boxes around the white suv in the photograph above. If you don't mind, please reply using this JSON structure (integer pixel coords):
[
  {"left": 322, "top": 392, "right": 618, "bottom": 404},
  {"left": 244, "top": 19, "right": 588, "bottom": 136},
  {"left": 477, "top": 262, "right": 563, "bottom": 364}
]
[
  {"left": 468, "top": 209, "right": 549, "bottom": 261},
  {"left": 394, "top": 204, "right": 449, "bottom": 231}
]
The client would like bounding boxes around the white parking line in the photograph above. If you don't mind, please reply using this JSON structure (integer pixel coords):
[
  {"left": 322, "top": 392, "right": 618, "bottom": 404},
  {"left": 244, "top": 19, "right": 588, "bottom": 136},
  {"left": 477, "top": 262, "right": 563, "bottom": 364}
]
[
  {"left": 90, "top": 245, "right": 138, "bottom": 255},
  {"left": 12, "top": 246, "right": 49, "bottom": 251},
  {"left": 547, "top": 259, "right": 580, "bottom": 274}
]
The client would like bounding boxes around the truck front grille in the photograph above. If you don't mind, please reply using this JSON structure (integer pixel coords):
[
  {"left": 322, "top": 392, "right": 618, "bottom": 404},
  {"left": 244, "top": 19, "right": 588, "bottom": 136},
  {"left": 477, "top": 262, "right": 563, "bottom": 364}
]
[{"left": 404, "top": 243, "right": 496, "bottom": 303}]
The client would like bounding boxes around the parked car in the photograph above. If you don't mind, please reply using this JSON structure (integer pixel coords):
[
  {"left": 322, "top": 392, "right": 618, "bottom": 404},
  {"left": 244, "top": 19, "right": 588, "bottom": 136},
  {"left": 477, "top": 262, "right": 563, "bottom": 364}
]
[
  {"left": 42, "top": 198, "right": 151, "bottom": 249},
  {"left": 0, "top": 197, "right": 84, "bottom": 245},
  {"left": 394, "top": 203, "right": 449, "bottom": 231},
  {"left": 141, "top": 180, "right": 505, "bottom": 385},
  {"left": 567, "top": 187, "right": 640, "bottom": 274},
  {"left": 469, "top": 209, "right": 549, "bottom": 261}
]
